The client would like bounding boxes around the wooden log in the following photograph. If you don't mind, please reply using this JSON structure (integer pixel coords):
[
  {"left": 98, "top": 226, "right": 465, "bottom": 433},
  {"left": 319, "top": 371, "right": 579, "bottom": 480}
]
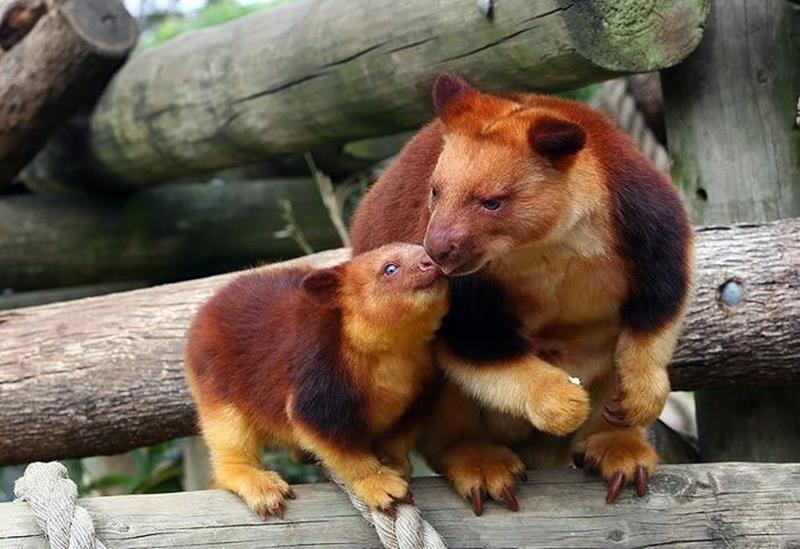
[
  {"left": 2, "top": 464, "right": 798, "bottom": 548},
  {"left": 0, "top": 0, "right": 137, "bottom": 188},
  {"left": 36, "top": 0, "right": 709, "bottom": 190},
  {"left": 17, "top": 114, "right": 390, "bottom": 194},
  {"left": 0, "top": 282, "right": 145, "bottom": 310},
  {"left": 0, "top": 178, "right": 342, "bottom": 291},
  {"left": 662, "top": 0, "right": 800, "bottom": 462},
  {"left": 0, "top": 219, "right": 797, "bottom": 465}
]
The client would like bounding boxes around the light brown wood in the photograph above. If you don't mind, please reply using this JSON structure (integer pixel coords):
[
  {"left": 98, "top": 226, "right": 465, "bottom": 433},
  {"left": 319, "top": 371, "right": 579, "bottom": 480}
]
[
  {"left": 1, "top": 464, "right": 798, "bottom": 548},
  {"left": 662, "top": 0, "right": 800, "bottom": 462},
  {"left": 0, "top": 0, "right": 137, "bottom": 187},
  {"left": 35, "top": 0, "right": 709, "bottom": 190},
  {"left": 0, "top": 219, "right": 797, "bottom": 465}
]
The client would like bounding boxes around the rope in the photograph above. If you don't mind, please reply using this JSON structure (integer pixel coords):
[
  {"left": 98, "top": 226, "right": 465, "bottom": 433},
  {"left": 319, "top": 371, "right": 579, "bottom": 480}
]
[
  {"left": 14, "top": 461, "right": 445, "bottom": 549},
  {"left": 330, "top": 474, "right": 447, "bottom": 549},
  {"left": 590, "top": 78, "right": 671, "bottom": 173},
  {"left": 13, "top": 462, "right": 106, "bottom": 549}
]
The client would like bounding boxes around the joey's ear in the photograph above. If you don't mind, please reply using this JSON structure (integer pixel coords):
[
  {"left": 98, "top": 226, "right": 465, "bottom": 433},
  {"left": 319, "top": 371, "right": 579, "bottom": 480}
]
[
  {"left": 529, "top": 116, "right": 586, "bottom": 160},
  {"left": 432, "top": 73, "right": 474, "bottom": 114},
  {"left": 301, "top": 267, "right": 341, "bottom": 303}
]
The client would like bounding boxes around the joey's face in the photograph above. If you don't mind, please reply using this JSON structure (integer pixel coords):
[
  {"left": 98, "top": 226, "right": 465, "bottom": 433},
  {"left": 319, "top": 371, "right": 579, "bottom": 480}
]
[
  {"left": 424, "top": 74, "right": 589, "bottom": 276},
  {"left": 343, "top": 243, "right": 450, "bottom": 328}
]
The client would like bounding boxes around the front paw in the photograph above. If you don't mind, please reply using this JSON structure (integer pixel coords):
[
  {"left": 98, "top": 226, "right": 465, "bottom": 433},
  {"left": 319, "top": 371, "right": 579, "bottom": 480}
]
[
  {"left": 605, "top": 368, "right": 669, "bottom": 427},
  {"left": 437, "top": 441, "right": 526, "bottom": 516},
  {"left": 351, "top": 467, "right": 410, "bottom": 513},
  {"left": 580, "top": 429, "right": 658, "bottom": 503},
  {"left": 526, "top": 370, "right": 590, "bottom": 436}
]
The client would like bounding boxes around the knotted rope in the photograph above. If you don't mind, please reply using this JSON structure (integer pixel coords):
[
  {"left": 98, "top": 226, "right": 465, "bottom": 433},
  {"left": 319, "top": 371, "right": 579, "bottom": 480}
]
[
  {"left": 330, "top": 474, "right": 447, "bottom": 549},
  {"left": 13, "top": 462, "right": 106, "bottom": 549},
  {"left": 14, "top": 461, "right": 446, "bottom": 549}
]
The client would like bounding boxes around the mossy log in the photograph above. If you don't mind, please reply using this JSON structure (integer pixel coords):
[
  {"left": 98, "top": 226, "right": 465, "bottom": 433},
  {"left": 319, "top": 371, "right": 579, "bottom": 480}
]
[
  {"left": 0, "top": 0, "right": 137, "bottom": 188},
  {"left": 0, "top": 178, "right": 342, "bottom": 291},
  {"left": 2, "top": 464, "right": 798, "bottom": 548},
  {"left": 35, "top": 0, "right": 709, "bottom": 190},
  {"left": 0, "top": 219, "right": 797, "bottom": 464}
]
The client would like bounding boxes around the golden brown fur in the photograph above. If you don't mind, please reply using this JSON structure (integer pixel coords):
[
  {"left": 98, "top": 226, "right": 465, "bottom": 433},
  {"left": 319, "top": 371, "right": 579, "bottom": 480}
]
[
  {"left": 185, "top": 243, "right": 449, "bottom": 518},
  {"left": 350, "top": 75, "right": 693, "bottom": 510}
]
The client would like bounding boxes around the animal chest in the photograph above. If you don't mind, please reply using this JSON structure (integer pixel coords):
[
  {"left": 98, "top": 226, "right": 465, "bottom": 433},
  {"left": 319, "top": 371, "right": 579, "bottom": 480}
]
[{"left": 363, "top": 352, "right": 435, "bottom": 434}]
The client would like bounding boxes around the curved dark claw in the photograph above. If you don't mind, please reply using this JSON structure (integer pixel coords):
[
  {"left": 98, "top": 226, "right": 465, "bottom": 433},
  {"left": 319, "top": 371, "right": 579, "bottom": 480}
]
[
  {"left": 398, "top": 491, "right": 415, "bottom": 505},
  {"left": 606, "top": 471, "right": 625, "bottom": 503},
  {"left": 385, "top": 504, "right": 398, "bottom": 519},
  {"left": 286, "top": 488, "right": 297, "bottom": 500},
  {"left": 273, "top": 503, "right": 285, "bottom": 519},
  {"left": 469, "top": 486, "right": 485, "bottom": 516},
  {"left": 257, "top": 507, "right": 271, "bottom": 521},
  {"left": 635, "top": 465, "right": 648, "bottom": 497},
  {"left": 583, "top": 456, "right": 598, "bottom": 472},
  {"left": 603, "top": 407, "right": 631, "bottom": 428},
  {"left": 501, "top": 486, "right": 519, "bottom": 512}
]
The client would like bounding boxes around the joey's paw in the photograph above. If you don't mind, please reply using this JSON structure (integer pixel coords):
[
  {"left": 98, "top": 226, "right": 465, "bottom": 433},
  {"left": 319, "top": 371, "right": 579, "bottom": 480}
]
[
  {"left": 581, "top": 430, "right": 658, "bottom": 503},
  {"left": 605, "top": 368, "right": 670, "bottom": 428},
  {"left": 439, "top": 442, "right": 526, "bottom": 516},
  {"left": 352, "top": 467, "right": 410, "bottom": 513},
  {"left": 239, "top": 471, "right": 296, "bottom": 521},
  {"left": 526, "top": 370, "right": 590, "bottom": 436}
]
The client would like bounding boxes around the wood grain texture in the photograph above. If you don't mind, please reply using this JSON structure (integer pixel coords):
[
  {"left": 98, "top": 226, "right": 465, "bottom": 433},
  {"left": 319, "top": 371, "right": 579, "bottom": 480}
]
[
  {"left": 0, "top": 178, "right": 341, "bottom": 291},
  {"left": 0, "top": 219, "right": 797, "bottom": 465},
  {"left": 75, "top": 0, "right": 708, "bottom": 189},
  {"left": 662, "top": 0, "right": 800, "bottom": 462},
  {"left": 1, "top": 464, "right": 798, "bottom": 548},
  {"left": 0, "top": 0, "right": 137, "bottom": 187}
]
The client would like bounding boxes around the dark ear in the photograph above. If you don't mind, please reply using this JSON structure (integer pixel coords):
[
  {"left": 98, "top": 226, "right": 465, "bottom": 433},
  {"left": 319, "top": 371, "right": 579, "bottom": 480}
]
[
  {"left": 432, "top": 73, "right": 473, "bottom": 114},
  {"left": 529, "top": 116, "right": 586, "bottom": 160},
  {"left": 301, "top": 267, "right": 341, "bottom": 304}
]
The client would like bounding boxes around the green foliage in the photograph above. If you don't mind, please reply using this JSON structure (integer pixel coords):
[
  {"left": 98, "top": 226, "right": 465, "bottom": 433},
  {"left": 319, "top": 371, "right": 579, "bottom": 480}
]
[
  {"left": 138, "top": 0, "right": 295, "bottom": 50},
  {"left": 0, "top": 441, "right": 320, "bottom": 502}
]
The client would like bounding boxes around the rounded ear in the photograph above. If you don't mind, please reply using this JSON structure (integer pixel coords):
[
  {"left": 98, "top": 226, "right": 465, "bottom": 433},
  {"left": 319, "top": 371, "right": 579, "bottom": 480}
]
[
  {"left": 432, "top": 73, "right": 473, "bottom": 114},
  {"left": 529, "top": 116, "right": 586, "bottom": 160},
  {"left": 301, "top": 267, "right": 341, "bottom": 303}
]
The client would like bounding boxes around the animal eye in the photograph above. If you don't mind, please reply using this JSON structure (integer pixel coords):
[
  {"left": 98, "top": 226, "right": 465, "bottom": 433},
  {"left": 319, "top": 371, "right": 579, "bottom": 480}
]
[
  {"left": 482, "top": 198, "right": 503, "bottom": 211},
  {"left": 383, "top": 263, "right": 399, "bottom": 276}
]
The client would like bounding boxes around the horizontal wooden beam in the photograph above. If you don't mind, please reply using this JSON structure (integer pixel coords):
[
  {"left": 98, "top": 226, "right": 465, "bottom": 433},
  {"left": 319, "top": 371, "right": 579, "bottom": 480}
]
[
  {"left": 0, "top": 178, "right": 342, "bottom": 291},
  {"left": 0, "top": 219, "right": 797, "bottom": 465},
  {"left": 52, "top": 0, "right": 708, "bottom": 189},
  {"left": 2, "top": 464, "right": 798, "bottom": 548}
]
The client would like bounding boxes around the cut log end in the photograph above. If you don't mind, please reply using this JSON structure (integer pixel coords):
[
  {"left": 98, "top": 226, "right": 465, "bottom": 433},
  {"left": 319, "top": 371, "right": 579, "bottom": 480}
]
[
  {"left": 564, "top": 0, "right": 711, "bottom": 72},
  {"left": 61, "top": 0, "right": 138, "bottom": 57}
]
